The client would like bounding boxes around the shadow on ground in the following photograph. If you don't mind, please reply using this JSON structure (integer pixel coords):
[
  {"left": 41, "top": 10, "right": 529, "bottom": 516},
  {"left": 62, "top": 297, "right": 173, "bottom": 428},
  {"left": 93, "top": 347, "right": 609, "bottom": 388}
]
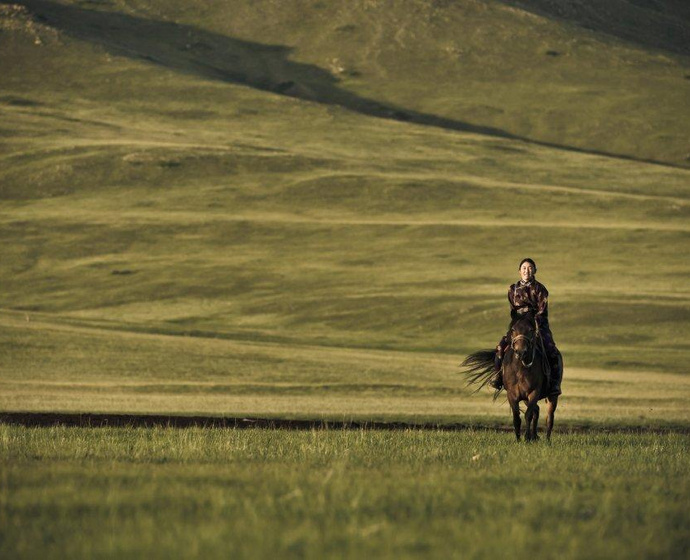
[
  {"left": 12, "top": 0, "right": 515, "bottom": 139},
  {"left": 497, "top": 0, "right": 690, "bottom": 57},
  {"left": 2, "top": 411, "right": 688, "bottom": 432}
]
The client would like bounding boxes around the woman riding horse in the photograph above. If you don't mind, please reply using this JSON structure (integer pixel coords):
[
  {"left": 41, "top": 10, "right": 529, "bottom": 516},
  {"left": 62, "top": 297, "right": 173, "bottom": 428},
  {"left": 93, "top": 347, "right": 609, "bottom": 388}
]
[{"left": 490, "top": 258, "right": 562, "bottom": 396}]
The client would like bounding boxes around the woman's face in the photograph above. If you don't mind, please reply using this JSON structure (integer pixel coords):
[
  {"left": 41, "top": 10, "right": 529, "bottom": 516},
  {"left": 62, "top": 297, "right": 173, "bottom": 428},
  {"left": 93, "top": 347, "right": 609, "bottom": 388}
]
[{"left": 520, "top": 261, "right": 535, "bottom": 282}]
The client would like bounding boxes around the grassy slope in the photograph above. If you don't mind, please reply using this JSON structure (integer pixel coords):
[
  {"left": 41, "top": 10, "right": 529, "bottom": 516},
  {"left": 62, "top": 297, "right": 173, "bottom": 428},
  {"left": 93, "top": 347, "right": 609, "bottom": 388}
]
[
  {"left": 2, "top": 427, "right": 689, "bottom": 559},
  {"left": 29, "top": 0, "right": 690, "bottom": 165},
  {"left": 4, "top": 0, "right": 690, "bottom": 167},
  {"left": 0, "top": 0, "right": 689, "bottom": 421},
  {"left": 2, "top": 312, "right": 689, "bottom": 426}
]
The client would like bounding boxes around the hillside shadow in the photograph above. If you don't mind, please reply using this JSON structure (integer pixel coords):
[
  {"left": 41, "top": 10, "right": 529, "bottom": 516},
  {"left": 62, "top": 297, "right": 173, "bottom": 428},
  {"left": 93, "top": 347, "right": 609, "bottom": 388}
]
[
  {"left": 16, "top": 0, "right": 516, "bottom": 139},
  {"left": 8, "top": 0, "right": 688, "bottom": 167},
  {"left": 496, "top": 0, "right": 690, "bottom": 57}
]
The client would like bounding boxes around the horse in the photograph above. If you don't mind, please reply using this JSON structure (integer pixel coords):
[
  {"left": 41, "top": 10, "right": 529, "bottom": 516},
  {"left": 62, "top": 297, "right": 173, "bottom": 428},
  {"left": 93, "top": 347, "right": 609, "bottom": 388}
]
[{"left": 461, "top": 313, "right": 560, "bottom": 441}]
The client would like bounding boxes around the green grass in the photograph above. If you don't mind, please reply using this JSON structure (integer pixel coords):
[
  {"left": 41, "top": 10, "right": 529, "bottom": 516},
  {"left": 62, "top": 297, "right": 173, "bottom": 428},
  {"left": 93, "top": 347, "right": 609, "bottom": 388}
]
[
  {"left": 1, "top": 3, "right": 689, "bottom": 380},
  {"left": 0, "top": 0, "right": 688, "bottom": 421},
  {"left": 1, "top": 426, "right": 688, "bottom": 559},
  {"left": 2, "top": 2, "right": 690, "bottom": 557},
  {"left": 1, "top": 3, "right": 689, "bottom": 379},
  {"left": 2, "top": 312, "right": 689, "bottom": 429},
  {"left": 4, "top": 0, "right": 690, "bottom": 165}
]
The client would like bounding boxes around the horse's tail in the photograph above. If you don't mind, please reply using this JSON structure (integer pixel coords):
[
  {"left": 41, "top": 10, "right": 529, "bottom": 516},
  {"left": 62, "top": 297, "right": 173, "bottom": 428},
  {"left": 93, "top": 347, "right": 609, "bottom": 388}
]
[{"left": 460, "top": 349, "right": 501, "bottom": 398}]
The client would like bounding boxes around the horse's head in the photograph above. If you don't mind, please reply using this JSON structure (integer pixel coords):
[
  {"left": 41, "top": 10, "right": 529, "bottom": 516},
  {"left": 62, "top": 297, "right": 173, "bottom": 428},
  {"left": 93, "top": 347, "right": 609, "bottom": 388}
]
[{"left": 510, "top": 313, "right": 536, "bottom": 363}]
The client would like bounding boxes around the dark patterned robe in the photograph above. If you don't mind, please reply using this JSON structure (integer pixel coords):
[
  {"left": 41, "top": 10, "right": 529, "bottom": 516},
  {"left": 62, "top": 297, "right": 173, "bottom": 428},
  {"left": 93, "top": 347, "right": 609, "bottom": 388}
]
[{"left": 509, "top": 279, "right": 549, "bottom": 327}]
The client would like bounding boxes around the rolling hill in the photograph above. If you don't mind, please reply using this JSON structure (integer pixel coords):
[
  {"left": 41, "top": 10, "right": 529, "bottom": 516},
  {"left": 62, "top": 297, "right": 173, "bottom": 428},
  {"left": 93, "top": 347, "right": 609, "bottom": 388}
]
[{"left": 0, "top": 0, "right": 689, "bottom": 422}]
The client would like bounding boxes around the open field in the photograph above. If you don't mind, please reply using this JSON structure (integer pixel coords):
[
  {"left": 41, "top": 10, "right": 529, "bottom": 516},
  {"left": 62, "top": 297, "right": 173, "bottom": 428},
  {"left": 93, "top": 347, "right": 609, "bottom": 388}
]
[
  {"left": 1, "top": 2, "right": 689, "bottom": 387},
  {"left": 1, "top": 1, "right": 690, "bottom": 557},
  {"left": 1, "top": 2, "right": 689, "bottom": 390},
  {"left": 1, "top": 311, "right": 689, "bottom": 429},
  {"left": 1, "top": 426, "right": 689, "bottom": 559}
]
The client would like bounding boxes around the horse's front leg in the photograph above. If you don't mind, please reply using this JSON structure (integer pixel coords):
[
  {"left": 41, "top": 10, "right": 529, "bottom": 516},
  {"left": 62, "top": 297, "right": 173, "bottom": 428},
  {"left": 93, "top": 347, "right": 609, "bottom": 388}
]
[
  {"left": 507, "top": 394, "right": 521, "bottom": 442},
  {"left": 531, "top": 404, "right": 540, "bottom": 441},
  {"left": 546, "top": 395, "right": 558, "bottom": 440},
  {"left": 524, "top": 390, "right": 540, "bottom": 442}
]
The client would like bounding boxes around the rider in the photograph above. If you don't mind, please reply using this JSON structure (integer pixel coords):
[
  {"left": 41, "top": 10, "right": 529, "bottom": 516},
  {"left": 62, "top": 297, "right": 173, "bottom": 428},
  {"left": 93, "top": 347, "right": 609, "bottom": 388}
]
[{"left": 490, "top": 258, "right": 562, "bottom": 396}]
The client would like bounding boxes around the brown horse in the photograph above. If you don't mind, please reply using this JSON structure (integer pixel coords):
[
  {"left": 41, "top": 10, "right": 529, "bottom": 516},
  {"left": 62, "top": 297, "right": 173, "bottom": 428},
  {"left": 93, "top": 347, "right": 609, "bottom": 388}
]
[{"left": 462, "top": 313, "right": 560, "bottom": 441}]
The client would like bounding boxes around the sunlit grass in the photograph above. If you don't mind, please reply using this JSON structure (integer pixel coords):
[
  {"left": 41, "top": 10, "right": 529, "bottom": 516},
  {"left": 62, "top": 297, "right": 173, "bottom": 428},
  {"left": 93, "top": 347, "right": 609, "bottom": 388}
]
[
  {"left": 1, "top": 2, "right": 689, "bottom": 406},
  {"left": 1, "top": 2, "right": 690, "bottom": 558},
  {"left": 1, "top": 313, "right": 689, "bottom": 428},
  {"left": 1, "top": 426, "right": 688, "bottom": 559}
]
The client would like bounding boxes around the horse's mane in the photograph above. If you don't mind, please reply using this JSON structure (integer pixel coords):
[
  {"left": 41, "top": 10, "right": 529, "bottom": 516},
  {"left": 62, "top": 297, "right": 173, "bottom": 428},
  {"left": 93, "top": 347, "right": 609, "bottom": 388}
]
[{"left": 511, "top": 311, "right": 536, "bottom": 327}]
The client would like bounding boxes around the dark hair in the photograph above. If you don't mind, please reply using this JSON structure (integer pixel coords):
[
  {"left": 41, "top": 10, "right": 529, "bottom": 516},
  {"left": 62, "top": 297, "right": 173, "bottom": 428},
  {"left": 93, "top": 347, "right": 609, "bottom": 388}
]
[{"left": 519, "top": 258, "right": 537, "bottom": 272}]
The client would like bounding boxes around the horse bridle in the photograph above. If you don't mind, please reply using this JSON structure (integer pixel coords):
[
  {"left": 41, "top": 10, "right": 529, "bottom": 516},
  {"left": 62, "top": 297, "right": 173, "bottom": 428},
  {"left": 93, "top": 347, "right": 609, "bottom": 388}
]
[{"left": 511, "top": 322, "right": 538, "bottom": 368}]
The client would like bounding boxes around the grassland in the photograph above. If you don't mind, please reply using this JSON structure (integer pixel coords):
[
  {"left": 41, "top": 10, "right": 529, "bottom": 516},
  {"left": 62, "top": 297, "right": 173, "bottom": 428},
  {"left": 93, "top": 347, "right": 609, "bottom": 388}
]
[
  {"left": 2, "top": 426, "right": 688, "bottom": 559},
  {"left": 5, "top": 0, "right": 690, "bottom": 166},
  {"left": 0, "top": 0, "right": 689, "bottom": 425},
  {"left": 1, "top": 1, "right": 690, "bottom": 557},
  {"left": 2, "top": 311, "right": 690, "bottom": 429}
]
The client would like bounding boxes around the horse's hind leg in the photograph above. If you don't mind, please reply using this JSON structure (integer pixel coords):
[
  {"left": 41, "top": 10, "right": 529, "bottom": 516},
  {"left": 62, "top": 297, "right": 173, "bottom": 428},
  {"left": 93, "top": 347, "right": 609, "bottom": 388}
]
[
  {"left": 546, "top": 396, "right": 558, "bottom": 440},
  {"left": 531, "top": 404, "right": 540, "bottom": 441},
  {"left": 508, "top": 395, "right": 521, "bottom": 442}
]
